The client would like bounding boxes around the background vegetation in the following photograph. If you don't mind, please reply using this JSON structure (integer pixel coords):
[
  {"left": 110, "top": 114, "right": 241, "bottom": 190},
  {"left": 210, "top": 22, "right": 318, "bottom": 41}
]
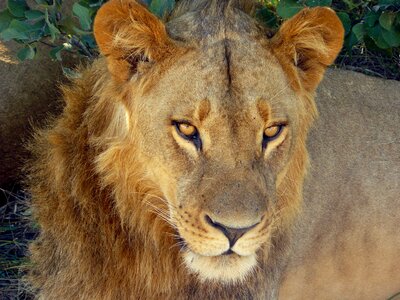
[
  {"left": 0, "top": 0, "right": 399, "bottom": 79},
  {"left": 0, "top": 190, "right": 35, "bottom": 299}
]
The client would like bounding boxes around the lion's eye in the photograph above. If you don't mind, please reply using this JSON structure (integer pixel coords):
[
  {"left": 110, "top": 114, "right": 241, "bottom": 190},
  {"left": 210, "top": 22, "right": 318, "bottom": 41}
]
[
  {"left": 177, "top": 123, "right": 196, "bottom": 136},
  {"left": 263, "top": 124, "right": 284, "bottom": 149},
  {"left": 173, "top": 121, "right": 202, "bottom": 150},
  {"left": 264, "top": 125, "right": 281, "bottom": 139}
]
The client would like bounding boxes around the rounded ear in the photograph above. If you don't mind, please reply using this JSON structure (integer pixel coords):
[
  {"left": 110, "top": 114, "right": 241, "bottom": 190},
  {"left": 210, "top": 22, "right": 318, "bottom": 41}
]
[
  {"left": 271, "top": 7, "right": 344, "bottom": 92},
  {"left": 93, "top": 0, "right": 176, "bottom": 82}
]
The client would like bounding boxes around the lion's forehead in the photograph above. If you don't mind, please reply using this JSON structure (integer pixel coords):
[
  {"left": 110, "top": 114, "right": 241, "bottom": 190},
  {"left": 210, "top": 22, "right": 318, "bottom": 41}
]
[{"left": 148, "top": 39, "right": 296, "bottom": 121}]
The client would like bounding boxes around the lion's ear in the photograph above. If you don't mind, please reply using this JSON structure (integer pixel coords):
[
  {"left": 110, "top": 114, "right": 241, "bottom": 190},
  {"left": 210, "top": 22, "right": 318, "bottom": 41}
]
[
  {"left": 271, "top": 7, "right": 344, "bottom": 92},
  {"left": 93, "top": 0, "right": 175, "bottom": 82}
]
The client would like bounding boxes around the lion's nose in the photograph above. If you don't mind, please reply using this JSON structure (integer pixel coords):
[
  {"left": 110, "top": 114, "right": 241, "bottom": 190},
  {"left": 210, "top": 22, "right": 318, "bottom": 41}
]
[{"left": 205, "top": 215, "right": 259, "bottom": 247}]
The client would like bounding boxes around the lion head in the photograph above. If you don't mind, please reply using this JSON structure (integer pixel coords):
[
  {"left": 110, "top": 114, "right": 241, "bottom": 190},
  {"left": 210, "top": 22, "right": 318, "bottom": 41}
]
[
  {"left": 89, "top": 0, "right": 343, "bottom": 284},
  {"left": 29, "top": 1, "right": 344, "bottom": 297}
]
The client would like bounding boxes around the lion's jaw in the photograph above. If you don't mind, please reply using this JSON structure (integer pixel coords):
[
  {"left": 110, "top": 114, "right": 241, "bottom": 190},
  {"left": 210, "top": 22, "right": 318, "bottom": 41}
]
[{"left": 183, "top": 251, "right": 258, "bottom": 282}]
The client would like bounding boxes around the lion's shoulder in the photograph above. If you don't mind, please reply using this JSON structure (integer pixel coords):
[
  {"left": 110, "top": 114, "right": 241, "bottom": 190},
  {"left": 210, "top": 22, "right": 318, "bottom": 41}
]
[{"left": 281, "top": 69, "right": 400, "bottom": 299}]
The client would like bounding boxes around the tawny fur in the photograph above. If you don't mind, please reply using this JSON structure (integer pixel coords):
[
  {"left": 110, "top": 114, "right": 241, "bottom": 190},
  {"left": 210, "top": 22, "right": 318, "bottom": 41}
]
[{"left": 26, "top": 0, "right": 348, "bottom": 299}]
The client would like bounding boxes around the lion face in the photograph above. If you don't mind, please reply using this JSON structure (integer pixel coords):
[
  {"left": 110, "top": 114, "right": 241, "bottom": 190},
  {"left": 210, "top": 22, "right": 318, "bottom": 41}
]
[
  {"left": 93, "top": 0, "right": 343, "bottom": 284},
  {"left": 130, "top": 42, "right": 301, "bottom": 281}
]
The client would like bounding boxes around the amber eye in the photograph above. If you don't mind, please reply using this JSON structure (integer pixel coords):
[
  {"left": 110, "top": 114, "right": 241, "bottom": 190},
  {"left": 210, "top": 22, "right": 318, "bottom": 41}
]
[
  {"left": 263, "top": 124, "right": 284, "bottom": 149},
  {"left": 264, "top": 125, "right": 281, "bottom": 139},
  {"left": 173, "top": 121, "right": 202, "bottom": 150},
  {"left": 178, "top": 123, "right": 196, "bottom": 137}
]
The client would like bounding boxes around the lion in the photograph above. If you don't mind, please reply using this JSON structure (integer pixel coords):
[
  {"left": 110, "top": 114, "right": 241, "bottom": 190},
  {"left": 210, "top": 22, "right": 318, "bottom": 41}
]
[{"left": 26, "top": 0, "right": 400, "bottom": 299}]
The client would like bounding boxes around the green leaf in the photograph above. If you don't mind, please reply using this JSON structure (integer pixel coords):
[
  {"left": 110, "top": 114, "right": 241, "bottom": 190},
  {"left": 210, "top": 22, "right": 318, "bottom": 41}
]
[
  {"left": 337, "top": 12, "right": 351, "bottom": 35},
  {"left": 9, "top": 18, "right": 30, "bottom": 31},
  {"left": 0, "top": 28, "right": 26, "bottom": 41},
  {"left": 72, "top": 3, "right": 92, "bottom": 30},
  {"left": 0, "top": 19, "right": 30, "bottom": 41},
  {"left": 27, "top": 20, "right": 47, "bottom": 41},
  {"left": 379, "top": 12, "right": 396, "bottom": 31},
  {"left": 16, "top": 45, "right": 36, "bottom": 61},
  {"left": 149, "top": 0, "right": 175, "bottom": 18},
  {"left": 1, "top": 18, "right": 47, "bottom": 42},
  {"left": 305, "top": 0, "right": 332, "bottom": 7},
  {"left": 344, "top": 31, "right": 360, "bottom": 50},
  {"left": 7, "top": 0, "right": 29, "bottom": 18},
  {"left": 47, "top": 22, "right": 60, "bottom": 41},
  {"left": 255, "top": 8, "right": 278, "bottom": 28},
  {"left": 352, "top": 23, "right": 366, "bottom": 41},
  {"left": 25, "top": 10, "right": 45, "bottom": 20},
  {"left": 49, "top": 45, "right": 63, "bottom": 60},
  {"left": 0, "top": 10, "right": 14, "bottom": 32},
  {"left": 72, "top": 25, "right": 92, "bottom": 36},
  {"left": 381, "top": 28, "right": 400, "bottom": 47},
  {"left": 366, "top": 24, "right": 391, "bottom": 49},
  {"left": 364, "top": 11, "right": 380, "bottom": 27},
  {"left": 277, "top": 0, "right": 304, "bottom": 19}
]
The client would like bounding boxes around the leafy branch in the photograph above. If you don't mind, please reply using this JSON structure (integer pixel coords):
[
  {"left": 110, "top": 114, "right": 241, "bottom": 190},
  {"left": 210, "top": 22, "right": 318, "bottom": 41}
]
[
  {"left": 0, "top": 0, "right": 399, "bottom": 76},
  {"left": 256, "top": 0, "right": 400, "bottom": 52}
]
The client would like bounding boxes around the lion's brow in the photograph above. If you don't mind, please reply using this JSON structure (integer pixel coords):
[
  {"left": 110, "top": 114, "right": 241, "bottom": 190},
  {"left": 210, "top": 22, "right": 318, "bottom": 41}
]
[{"left": 196, "top": 99, "right": 211, "bottom": 122}]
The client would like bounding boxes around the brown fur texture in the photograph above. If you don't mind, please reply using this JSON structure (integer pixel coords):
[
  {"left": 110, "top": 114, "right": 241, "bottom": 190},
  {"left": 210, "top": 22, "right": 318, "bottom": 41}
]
[
  {"left": 27, "top": 0, "right": 345, "bottom": 298},
  {"left": 280, "top": 69, "right": 400, "bottom": 299}
]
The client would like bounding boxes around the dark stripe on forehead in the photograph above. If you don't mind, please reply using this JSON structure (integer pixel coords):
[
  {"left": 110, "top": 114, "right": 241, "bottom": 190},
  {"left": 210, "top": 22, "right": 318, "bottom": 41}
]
[{"left": 224, "top": 40, "right": 232, "bottom": 89}]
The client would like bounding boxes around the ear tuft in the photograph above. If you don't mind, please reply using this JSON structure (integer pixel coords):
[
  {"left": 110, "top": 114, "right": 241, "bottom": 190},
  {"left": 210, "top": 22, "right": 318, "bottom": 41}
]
[
  {"left": 271, "top": 7, "right": 344, "bottom": 92},
  {"left": 94, "top": 0, "right": 175, "bottom": 82}
]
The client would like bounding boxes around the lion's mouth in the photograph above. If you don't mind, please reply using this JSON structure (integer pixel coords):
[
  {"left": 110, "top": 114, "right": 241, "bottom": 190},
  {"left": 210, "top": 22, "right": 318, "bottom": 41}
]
[
  {"left": 173, "top": 232, "right": 240, "bottom": 257},
  {"left": 171, "top": 231, "right": 256, "bottom": 282}
]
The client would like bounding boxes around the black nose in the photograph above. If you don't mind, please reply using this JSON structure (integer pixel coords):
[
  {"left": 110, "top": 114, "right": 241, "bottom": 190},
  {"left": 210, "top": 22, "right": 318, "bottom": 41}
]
[{"left": 205, "top": 215, "right": 259, "bottom": 247}]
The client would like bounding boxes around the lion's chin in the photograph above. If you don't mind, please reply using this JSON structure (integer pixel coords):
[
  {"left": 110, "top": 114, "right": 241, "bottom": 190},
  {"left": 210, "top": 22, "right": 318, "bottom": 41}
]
[{"left": 183, "top": 250, "right": 257, "bottom": 283}]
